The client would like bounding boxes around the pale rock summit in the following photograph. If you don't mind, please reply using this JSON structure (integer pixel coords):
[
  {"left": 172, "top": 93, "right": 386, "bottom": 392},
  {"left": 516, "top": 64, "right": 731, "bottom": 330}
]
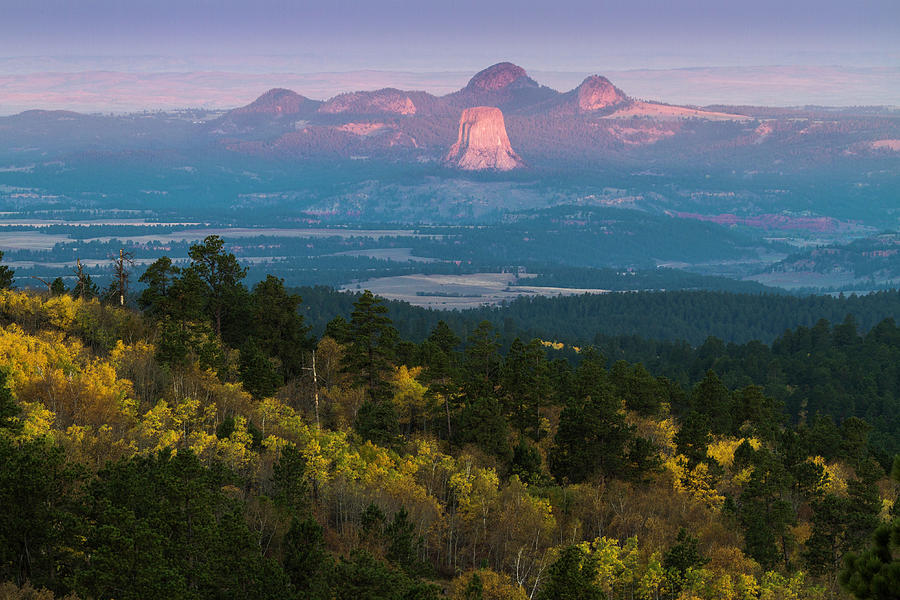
[
  {"left": 465, "top": 62, "right": 534, "bottom": 91},
  {"left": 576, "top": 75, "right": 628, "bottom": 111},
  {"left": 445, "top": 106, "right": 524, "bottom": 171}
]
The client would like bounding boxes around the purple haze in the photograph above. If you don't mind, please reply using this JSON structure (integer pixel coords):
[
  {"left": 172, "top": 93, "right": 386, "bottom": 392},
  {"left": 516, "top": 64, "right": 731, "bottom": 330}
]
[
  {"left": 1, "top": 0, "right": 897, "bottom": 71},
  {"left": 0, "top": 0, "right": 897, "bottom": 113}
]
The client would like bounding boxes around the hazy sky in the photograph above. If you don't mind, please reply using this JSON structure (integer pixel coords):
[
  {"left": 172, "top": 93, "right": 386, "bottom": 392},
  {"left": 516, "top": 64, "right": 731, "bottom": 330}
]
[{"left": 2, "top": 0, "right": 898, "bottom": 72}]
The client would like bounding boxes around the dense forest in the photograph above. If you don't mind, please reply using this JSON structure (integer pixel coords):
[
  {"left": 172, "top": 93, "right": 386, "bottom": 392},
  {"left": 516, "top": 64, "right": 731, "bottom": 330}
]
[
  {"left": 296, "top": 285, "right": 900, "bottom": 346},
  {"left": 0, "top": 239, "right": 897, "bottom": 599}
]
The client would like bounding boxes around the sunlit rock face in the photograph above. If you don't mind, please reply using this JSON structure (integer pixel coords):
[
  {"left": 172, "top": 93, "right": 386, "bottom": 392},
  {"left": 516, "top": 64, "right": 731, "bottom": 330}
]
[
  {"left": 465, "top": 62, "right": 533, "bottom": 92},
  {"left": 445, "top": 106, "right": 524, "bottom": 171},
  {"left": 319, "top": 89, "right": 417, "bottom": 115},
  {"left": 576, "top": 75, "right": 628, "bottom": 111}
]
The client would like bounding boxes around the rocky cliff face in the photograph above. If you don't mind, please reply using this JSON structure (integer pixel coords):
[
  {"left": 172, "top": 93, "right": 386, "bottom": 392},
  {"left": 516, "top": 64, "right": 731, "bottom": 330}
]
[
  {"left": 576, "top": 76, "right": 628, "bottom": 111},
  {"left": 445, "top": 106, "right": 524, "bottom": 170}
]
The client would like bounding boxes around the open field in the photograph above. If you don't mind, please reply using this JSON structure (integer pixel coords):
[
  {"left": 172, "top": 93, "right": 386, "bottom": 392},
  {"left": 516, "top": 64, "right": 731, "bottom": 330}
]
[
  {"left": 341, "top": 272, "right": 610, "bottom": 308},
  {"left": 326, "top": 247, "right": 439, "bottom": 263},
  {"left": 5, "top": 255, "right": 289, "bottom": 269},
  {"left": 0, "top": 226, "right": 441, "bottom": 251}
]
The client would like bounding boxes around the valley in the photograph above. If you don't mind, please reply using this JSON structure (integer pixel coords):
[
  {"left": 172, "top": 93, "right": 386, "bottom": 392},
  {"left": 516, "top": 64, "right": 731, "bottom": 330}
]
[{"left": 1, "top": 62, "right": 898, "bottom": 297}]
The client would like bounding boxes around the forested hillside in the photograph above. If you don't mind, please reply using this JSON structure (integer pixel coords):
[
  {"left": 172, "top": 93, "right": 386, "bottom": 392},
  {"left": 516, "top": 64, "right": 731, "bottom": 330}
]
[
  {"left": 297, "top": 285, "right": 900, "bottom": 346},
  {"left": 0, "top": 239, "right": 897, "bottom": 600}
]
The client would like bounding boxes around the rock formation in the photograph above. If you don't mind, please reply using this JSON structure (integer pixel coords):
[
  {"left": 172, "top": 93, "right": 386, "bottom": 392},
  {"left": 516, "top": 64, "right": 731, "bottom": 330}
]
[
  {"left": 575, "top": 75, "right": 628, "bottom": 111},
  {"left": 465, "top": 62, "right": 535, "bottom": 92},
  {"left": 448, "top": 62, "right": 557, "bottom": 112},
  {"left": 445, "top": 106, "right": 524, "bottom": 171}
]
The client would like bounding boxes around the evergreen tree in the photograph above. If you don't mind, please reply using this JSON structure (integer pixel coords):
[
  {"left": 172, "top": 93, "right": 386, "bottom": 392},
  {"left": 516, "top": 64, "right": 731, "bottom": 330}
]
[
  {"left": 538, "top": 546, "right": 605, "bottom": 600},
  {"left": 733, "top": 385, "right": 782, "bottom": 440},
  {"left": 664, "top": 528, "right": 709, "bottom": 594},
  {"left": 186, "top": 235, "right": 248, "bottom": 339},
  {"left": 675, "top": 410, "right": 713, "bottom": 469},
  {"left": 691, "top": 370, "right": 733, "bottom": 434},
  {"left": 455, "top": 396, "right": 512, "bottom": 461},
  {"left": 0, "top": 369, "right": 20, "bottom": 433},
  {"left": 550, "top": 351, "right": 643, "bottom": 483},
  {"left": 805, "top": 493, "right": 864, "bottom": 585},
  {"left": 837, "top": 455, "right": 900, "bottom": 599},
  {"left": 165, "top": 266, "right": 208, "bottom": 324},
  {"left": 0, "top": 250, "right": 13, "bottom": 289},
  {"left": 422, "top": 320, "right": 461, "bottom": 440},
  {"left": 839, "top": 520, "right": 900, "bottom": 600},
  {"left": 0, "top": 436, "right": 82, "bottom": 592},
  {"left": 427, "top": 320, "right": 461, "bottom": 355},
  {"left": 736, "top": 447, "right": 795, "bottom": 570},
  {"left": 462, "top": 321, "right": 501, "bottom": 401},
  {"left": 385, "top": 507, "right": 426, "bottom": 576},
  {"left": 324, "top": 315, "right": 351, "bottom": 344},
  {"left": 510, "top": 437, "right": 544, "bottom": 485},
  {"left": 250, "top": 275, "right": 311, "bottom": 378},
  {"left": 355, "top": 398, "right": 400, "bottom": 448},
  {"left": 344, "top": 290, "right": 397, "bottom": 403},
  {"left": 463, "top": 571, "right": 484, "bottom": 600},
  {"left": 332, "top": 550, "right": 439, "bottom": 600},
  {"left": 611, "top": 361, "right": 663, "bottom": 417},
  {"left": 239, "top": 340, "right": 283, "bottom": 399},
  {"left": 49, "top": 277, "right": 67, "bottom": 296},
  {"left": 271, "top": 445, "right": 311, "bottom": 516},
  {"left": 72, "top": 271, "right": 99, "bottom": 300},
  {"left": 77, "top": 449, "right": 289, "bottom": 600},
  {"left": 283, "top": 517, "right": 332, "bottom": 600},
  {"left": 500, "top": 338, "right": 550, "bottom": 440},
  {"left": 138, "top": 256, "right": 178, "bottom": 319}
]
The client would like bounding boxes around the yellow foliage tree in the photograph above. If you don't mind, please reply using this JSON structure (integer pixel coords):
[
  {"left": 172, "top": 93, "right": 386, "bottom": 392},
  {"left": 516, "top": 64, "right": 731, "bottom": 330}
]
[
  {"left": 449, "top": 569, "right": 529, "bottom": 600},
  {"left": 391, "top": 365, "right": 429, "bottom": 431}
]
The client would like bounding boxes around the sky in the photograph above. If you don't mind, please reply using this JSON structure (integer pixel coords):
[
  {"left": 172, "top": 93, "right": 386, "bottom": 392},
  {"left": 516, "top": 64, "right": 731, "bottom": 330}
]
[
  {"left": 0, "top": 0, "right": 897, "bottom": 112},
  {"left": 1, "top": 0, "right": 898, "bottom": 72}
]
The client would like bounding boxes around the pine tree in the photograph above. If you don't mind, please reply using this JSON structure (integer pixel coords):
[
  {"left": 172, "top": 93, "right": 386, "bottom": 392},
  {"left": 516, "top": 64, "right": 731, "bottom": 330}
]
[
  {"left": 691, "top": 370, "right": 733, "bottom": 434},
  {"left": 344, "top": 290, "right": 397, "bottom": 403},
  {"left": 550, "top": 351, "right": 641, "bottom": 483},
  {"left": 0, "top": 369, "right": 20, "bottom": 433},
  {"left": 186, "top": 235, "right": 248, "bottom": 339},
  {"left": 139, "top": 256, "right": 178, "bottom": 319},
  {"left": 840, "top": 521, "right": 900, "bottom": 599},
  {"left": 462, "top": 321, "right": 501, "bottom": 401},
  {"left": 49, "top": 277, "right": 67, "bottom": 296},
  {"left": 283, "top": 517, "right": 332, "bottom": 600},
  {"left": 664, "top": 528, "right": 709, "bottom": 594},
  {"left": 250, "top": 275, "right": 311, "bottom": 378},
  {"left": 538, "top": 546, "right": 605, "bottom": 600},
  {"left": 239, "top": 340, "right": 283, "bottom": 399},
  {"left": 500, "top": 338, "right": 550, "bottom": 440},
  {"left": 463, "top": 571, "right": 484, "bottom": 600},
  {"left": 422, "top": 320, "right": 461, "bottom": 440},
  {"left": 737, "top": 447, "right": 795, "bottom": 570},
  {"left": 0, "top": 250, "right": 14, "bottom": 289}
]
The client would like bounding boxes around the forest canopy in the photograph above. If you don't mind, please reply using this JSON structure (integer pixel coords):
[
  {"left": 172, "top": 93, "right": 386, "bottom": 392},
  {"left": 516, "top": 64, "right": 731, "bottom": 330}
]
[{"left": 0, "top": 238, "right": 896, "bottom": 600}]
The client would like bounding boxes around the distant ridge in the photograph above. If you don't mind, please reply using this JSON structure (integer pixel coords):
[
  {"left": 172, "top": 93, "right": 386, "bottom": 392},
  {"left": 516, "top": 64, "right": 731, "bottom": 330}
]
[{"left": 13, "top": 61, "right": 887, "bottom": 164}]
